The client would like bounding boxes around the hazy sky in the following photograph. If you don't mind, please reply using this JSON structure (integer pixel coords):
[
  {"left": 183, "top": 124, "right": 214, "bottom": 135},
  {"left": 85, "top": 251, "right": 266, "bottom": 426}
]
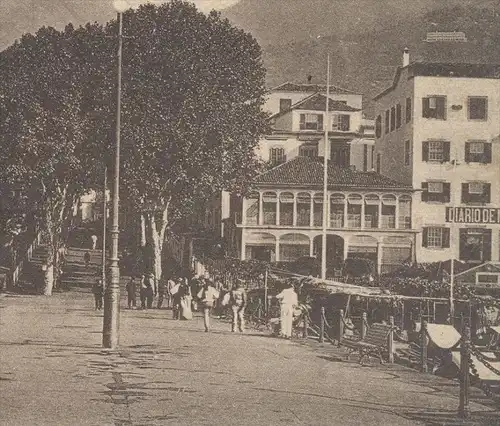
[{"left": 124, "top": 0, "right": 241, "bottom": 12}]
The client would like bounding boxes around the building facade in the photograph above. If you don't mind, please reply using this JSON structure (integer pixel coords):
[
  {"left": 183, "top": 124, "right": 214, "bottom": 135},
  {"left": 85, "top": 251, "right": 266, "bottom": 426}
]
[
  {"left": 374, "top": 55, "right": 500, "bottom": 265},
  {"left": 259, "top": 82, "right": 375, "bottom": 172},
  {"left": 233, "top": 156, "right": 416, "bottom": 275}
]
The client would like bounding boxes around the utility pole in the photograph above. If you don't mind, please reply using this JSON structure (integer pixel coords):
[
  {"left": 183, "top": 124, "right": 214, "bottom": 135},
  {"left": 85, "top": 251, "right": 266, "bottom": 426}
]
[{"left": 321, "top": 55, "right": 330, "bottom": 280}]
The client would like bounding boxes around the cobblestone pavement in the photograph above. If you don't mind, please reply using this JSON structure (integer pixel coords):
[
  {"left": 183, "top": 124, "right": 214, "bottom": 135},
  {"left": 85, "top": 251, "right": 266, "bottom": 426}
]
[{"left": 1, "top": 290, "right": 499, "bottom": 426}]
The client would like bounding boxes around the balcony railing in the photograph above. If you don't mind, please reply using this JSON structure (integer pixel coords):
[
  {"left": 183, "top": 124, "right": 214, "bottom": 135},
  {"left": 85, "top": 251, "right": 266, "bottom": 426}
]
[
  {"left": 398, "top": 216, "right": 411, "bottom": 229},
  {"left": 280, "top": 212, "right": 293, "bottom": 226},
  {"left": 381, "top": 215, "right": 395, "bottom": 229},
  {"left": 313, "top": 212, "right": 323, "bottom": 227},
  {"left": 364, "top": 214, "right": 378, "bottom": 229},
  {"left": 347, "top": 214, "right": 361, "bottom": 228},
  {"left": 297, "top": 213, "right": 310, "bottom": 226},
  {"left": 330, "top": 214, "right": 344, "bottom": 228},
  {"left": 263, "top": 211, "right": 276, "bottom": 225}
]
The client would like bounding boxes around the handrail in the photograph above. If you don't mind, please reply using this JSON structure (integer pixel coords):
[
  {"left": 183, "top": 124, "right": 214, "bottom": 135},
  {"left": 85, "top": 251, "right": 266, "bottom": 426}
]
[{"left": 8, "top": 230, "right": 41, "bottom": 289}]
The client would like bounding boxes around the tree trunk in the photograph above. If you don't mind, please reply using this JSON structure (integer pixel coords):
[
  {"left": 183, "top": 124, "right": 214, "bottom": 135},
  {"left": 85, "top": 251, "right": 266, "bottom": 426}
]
[
  {"left": 43, "top": 263, "right": 54, "bottom": 296},
  {"left": 144, "top": 206, "right": 169, "bottom": 294},
  {"left": 140, "top": 214, "right": 146, "bottom": 247}
]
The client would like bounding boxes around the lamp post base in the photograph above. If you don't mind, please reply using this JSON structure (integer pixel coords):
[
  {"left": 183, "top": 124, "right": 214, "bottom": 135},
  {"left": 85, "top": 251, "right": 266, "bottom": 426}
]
[{"left": 102, "top": 261, "right": 120, "bottom": 349}]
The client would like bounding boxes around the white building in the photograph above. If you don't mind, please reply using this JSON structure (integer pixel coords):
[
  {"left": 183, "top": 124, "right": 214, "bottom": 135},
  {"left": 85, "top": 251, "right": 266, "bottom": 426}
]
[
  {"left": 374, "top": 50, "right": 500, "bottom": 265},
  {"left": 259, "top": 82, "right": 375, "bottom": 171}
]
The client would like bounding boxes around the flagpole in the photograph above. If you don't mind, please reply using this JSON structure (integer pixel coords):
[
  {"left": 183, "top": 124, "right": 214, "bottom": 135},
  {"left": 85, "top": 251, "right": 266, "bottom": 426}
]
[{"left": 321, "top": 55, "right": 330, "bottom": 280}]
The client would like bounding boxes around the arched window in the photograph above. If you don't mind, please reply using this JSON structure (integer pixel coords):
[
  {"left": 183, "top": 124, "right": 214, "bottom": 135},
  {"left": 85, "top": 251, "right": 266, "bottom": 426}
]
[
  {"left": 279, "top": 192, "right": 294, "bottom": 226},
  {"left": 313, "top": 193, "right": 324, "bottom": 226},
  {"left": 364, "top": 194, "right": 380, "bottom": 228},
  {"left": 381, "top": 194, "right": 397, "bottom": 228},
  {"left": 262, "top": 192, "right": 277, "bottom": 225},
  {"left": 245, "top": 192, "right": 259, "bottom": 225},
  {"left": 269, "top": 147, "right": 286, "bottom": 165},
  {"left": 398, "top": 195, "right": 412, "bottom": 229},
  {"left": 296, "top": 192, "right": 311, "bottom": 226},
  {"left": 330, "top": 193, "right": 345, "bottom": 228},
  {"left": 347, "top": 194, "right": 363, "bottom": 228}
]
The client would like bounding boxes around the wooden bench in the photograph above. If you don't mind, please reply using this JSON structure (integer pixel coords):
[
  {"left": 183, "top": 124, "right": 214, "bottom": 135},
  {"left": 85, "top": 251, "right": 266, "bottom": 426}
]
[{"left": 342, "top": 323, "right": 393, "bottom": 365}]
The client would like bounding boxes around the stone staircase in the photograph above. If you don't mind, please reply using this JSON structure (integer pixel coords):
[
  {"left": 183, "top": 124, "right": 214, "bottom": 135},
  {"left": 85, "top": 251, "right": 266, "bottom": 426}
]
[{"left": 15, "top": 246, "right": 104, "bottom": 292}]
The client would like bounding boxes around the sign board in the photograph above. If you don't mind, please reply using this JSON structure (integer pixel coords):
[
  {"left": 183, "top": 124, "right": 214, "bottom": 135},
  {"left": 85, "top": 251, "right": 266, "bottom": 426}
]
[{"left": 445, "top": 207, "right": 500, "bottom": 224}]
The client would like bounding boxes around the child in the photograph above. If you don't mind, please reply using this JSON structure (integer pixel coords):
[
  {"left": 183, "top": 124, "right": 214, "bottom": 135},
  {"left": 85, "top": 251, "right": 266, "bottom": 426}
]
[{"left": 126, "top": 276, "right": 137, "bottom": 309}]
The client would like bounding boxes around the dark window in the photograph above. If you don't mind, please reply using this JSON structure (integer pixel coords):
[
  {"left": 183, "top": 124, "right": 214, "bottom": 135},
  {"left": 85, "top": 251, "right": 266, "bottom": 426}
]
[
  {"left": 461, "top": 182, "right": 491, "bottom": 204},
  {"left": 375, "top": 115, "right": 382, "bottom": 138},
  {"left": 465, "top": 141, "right": 491, "bottom": 163},
  {"left": 332, "top": 114, "right": 350, "bottom": 131},
  {"left": 300, "top": 113, "right": 323, "bottom": 130},
  {"left": 363, "top": 145, "right": 368, "bottom": 171},
  {"left": 468, "top": 97, "right": 487, "bottom": 121},
  {"left": 269, "top": 147, "right": 286, "bottom": 165},
  {"left": 422, "top": 96, "right": 446, "bottom": 120},
  {"left": 396, "top": 104, "right": 402, "bottom": 128},
  {"left": 331, "top": 143, "right": 350, "bottom": 167},
  {"left": 371, "top": 146, "right": 375, "bottom": 170},
  {"left": 376, "top": 153, "right": 381, "bottom": 173},
  {"left": 422, "top": 140, "right": 450, "bottom": 162},
  {"left": 279, "top": 98, "right": 292, "bottom": 112},
  {"left": 422, "top": 227, "right": 450, "bottom": 249},
  {"left": 405, "top": 97, "right": 412, "bottom": 123},
  {"left": 421, "top": 181, "right": 450, "bottom": 203},
  {"left": 460, "top": 228, "right": 491, "bottom": 262},
  {"left": 390, "top": 107, "right": 396, "bottom": 131},
  {"left": 404, "top": 140, "right": 411, "bottom": 165},
  {"left": 385, "top": 110, "right": 390, "bottom": 134},
  {"left": 299, "top": 144, "right": 318, "bottom": 158}
]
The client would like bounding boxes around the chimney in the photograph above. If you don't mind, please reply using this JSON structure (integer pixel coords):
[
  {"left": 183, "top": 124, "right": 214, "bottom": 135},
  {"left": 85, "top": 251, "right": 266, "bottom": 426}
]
[
  {"left": 403, "top": 47, "right": 410, "bottom": 67},
  {"left": 307, "top": 75, "right": 312, "bottom": 84}
]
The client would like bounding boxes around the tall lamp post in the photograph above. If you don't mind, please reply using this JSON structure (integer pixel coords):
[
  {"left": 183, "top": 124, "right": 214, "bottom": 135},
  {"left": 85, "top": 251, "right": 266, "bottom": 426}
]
[{"left": 103, "top": 0, "right": 128, "bottom": 349}]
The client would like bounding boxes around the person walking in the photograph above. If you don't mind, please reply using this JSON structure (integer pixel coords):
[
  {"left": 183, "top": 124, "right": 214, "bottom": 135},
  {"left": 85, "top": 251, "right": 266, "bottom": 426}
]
[
  {"left": 197, "top": 279, "right": 220, "bottom": 332},
  {"left": 126, "top": 276, "right": 137, "bottom": 309},
  {"left": 275, "top": 281, "right": 298, "bottom": 339},
  {"left": 91, "top": 234, "right": 98, "bottom": 250},
  {"left": 157, "top": 276, "right": 167, "bottom": 309},
  {"left": 92, "top": 279, "right": 104, "bottom": 310},
  {"left": 229, "top": 280, "right": 247, "bottom": 333},
  {"left": 166, "top": 276, "right": 176, "bottom": 309},
  {"left": 139, "top": 274, "right": 147, "bottom": 309},
  {"left": 83, "top": 251, "right": 91, "bottom": 269},
  {"left": 145, "top": 273, "right": 155, "bottom": 309}
]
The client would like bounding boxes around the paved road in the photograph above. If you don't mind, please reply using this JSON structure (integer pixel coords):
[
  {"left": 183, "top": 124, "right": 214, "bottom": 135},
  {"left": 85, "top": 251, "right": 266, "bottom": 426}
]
[{"left": 1, "top": 290, "right": 499, "bottom": 426}]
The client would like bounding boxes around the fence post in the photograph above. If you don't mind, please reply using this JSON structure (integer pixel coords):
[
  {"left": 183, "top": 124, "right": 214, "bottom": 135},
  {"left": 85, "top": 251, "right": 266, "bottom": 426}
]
[
  {"left": 388, "top": 315, "right": 394, "bottom": 364},
  {"left": 458, "top": 325, "right": 471, "bottom": 419},
  {"left": 319, "top": 306, "right": 325, "bottom": 344},
  {"left": 421, "top": 319, "right": 428, "bottom": 373},
  {"left": 361, "top": 312, "right": 367, "bottom": 340},
  {"left": 302, "top": 311, "right": 308, "bottom": 338},
  {"left": 338, "top": 309, "right": 344, "bottom": 347}
]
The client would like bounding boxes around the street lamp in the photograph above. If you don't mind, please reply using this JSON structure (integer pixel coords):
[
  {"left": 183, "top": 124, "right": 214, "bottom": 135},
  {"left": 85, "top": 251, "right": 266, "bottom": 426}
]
[{"left": 102, "top": 0, "right": 129, "bottom": 349}]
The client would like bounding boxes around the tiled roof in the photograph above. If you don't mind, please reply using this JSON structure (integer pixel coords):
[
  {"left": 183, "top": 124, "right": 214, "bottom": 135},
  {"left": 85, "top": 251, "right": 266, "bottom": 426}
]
[
  {"left": 293, "top": 93, "right": 360, "bottom": 112},
  {"left": 255, "top": 157, "right": 411, "bottom": 189},
  {"left": 374, "top": 62, "right": 500, "bottom": 100},
  {"left": 271, "top": 82, "right": 359, "bottom": 95}
]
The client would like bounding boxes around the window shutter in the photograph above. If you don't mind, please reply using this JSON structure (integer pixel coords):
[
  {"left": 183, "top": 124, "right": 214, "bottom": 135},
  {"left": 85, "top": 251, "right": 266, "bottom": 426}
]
[
  {"left": 443, "top": 182, "right": 451, "bottom": 203},
  {"left": 483, "top": 229, "right": 492, "bottom": 261},
  {"left": 422, "top": 142, "right": 429, "bottom": 161},
  {"left": 342, "top": 114, "right": 350, "bottom": 131},
  {"left": 422, "top": 98, "right": 429, "bottom": 117},
  {"left": 421, "top": 182, "right": 429, "bottom": 202},
  {"left": 483, "top": 183, "right": 491, "bottom": 203},
  {"left": 442, "top": 141, "right": 450, "bottom": 162},
  {"left": 483, "top": 143, "right": 492, "bottom": 163},
  {"left": 464, "top": 142, "right": 471, "bottom": 163},
  {"left": 459, "top": 229, "right": 467, "bottom": 259},
  {"left": 422, "top": 228, "right": 428, "bottom": 248},
  {"left": 442, "top": 228, "right": 450, "bottom": 248},
  {"left": 300, "top": 114, "right": 305, "bottom": 129},
  {"left": 318, "top": 114, "right": 323, "bottom": 130},
  {"left": 461, "top": 183, "right": 469, "bottom": 203}
]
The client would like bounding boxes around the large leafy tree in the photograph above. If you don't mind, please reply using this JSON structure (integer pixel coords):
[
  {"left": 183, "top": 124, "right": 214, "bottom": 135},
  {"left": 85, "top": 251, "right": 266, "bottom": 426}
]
[
  {"left": 0, "top": 23, "right": 110, "bottom": 294},
  {"left": 114, "top": 1, "right": 267, "bottom": 283}
]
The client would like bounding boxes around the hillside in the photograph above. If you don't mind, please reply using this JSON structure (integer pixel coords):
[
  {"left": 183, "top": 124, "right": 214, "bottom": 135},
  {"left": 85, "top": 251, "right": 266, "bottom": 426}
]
[
  {"left": 225, "top": 3, "right": 500, "bottom": 115},
  {"left": 3, "top": 1, "right": 500, "bottom": 117}
]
